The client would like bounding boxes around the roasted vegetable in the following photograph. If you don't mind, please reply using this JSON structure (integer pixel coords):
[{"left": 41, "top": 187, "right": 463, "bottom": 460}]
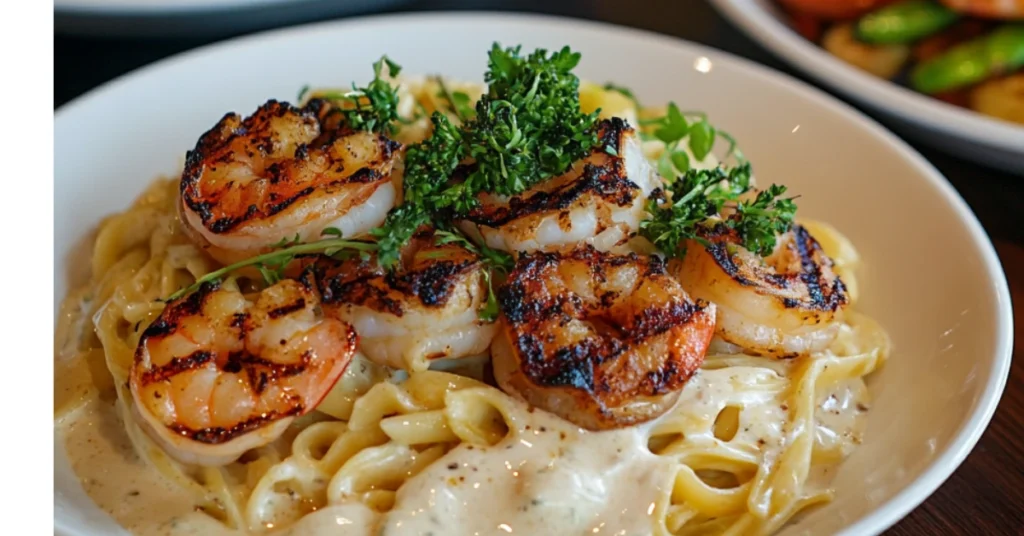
[
  {"left": 856, "top": 0, "right": 960, "bottom": 44},
  {"left": 911, "top": 24, "right": 1024, "bottom": 93}
]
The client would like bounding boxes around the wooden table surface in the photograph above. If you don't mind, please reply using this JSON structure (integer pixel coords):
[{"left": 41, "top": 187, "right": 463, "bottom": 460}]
[{"left": 55, "top": 0, "right": 1022, "bottom": 533}]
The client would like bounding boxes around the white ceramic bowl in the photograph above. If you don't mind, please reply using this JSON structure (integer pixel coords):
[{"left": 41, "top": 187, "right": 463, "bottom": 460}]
[
  {"left": 710, "top": 0, "right": 1024, "bottom": 175},
  {"left": 53, "top": 12, "right": 1014, "bottom": 536}
]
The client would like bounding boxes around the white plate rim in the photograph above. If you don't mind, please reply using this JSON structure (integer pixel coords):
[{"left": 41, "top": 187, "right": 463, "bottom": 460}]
[
  {"left": 709, "top": 0, "right": 1024, "bottom": 158},
  {"left": 54, "top": 11, "right": 1015, "bottom": 536}
]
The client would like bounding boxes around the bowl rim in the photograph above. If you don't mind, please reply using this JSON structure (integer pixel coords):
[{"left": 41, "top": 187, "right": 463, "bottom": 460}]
[
  {"left": 53, "top": 11, "right": 1015, "bottom": 536},
  {"left": 709, "top": 0, "right": 1024, "bottom": 157}
]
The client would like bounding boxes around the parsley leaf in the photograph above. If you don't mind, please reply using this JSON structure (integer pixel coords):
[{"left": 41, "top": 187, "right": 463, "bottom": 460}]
[
  {"left": 374, "top": 43, "right": 599, "bottom": 269},
  {"left": 640, "top": 163, "right": 796, "bottom": 258},
  {"left": 730, "top": 185, "right": 797, "bottom": 256},
  {"left": 688, "top": 119, "right": 716, "bottom": 162},
  {"left": 653, "top": 103, "right": 689, "bottom": 144}
]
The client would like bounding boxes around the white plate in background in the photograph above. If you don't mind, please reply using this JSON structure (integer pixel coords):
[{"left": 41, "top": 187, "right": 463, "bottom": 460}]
[
  {"left": 54, "top": 12, "right": 1013, "bottom": 536},
  {"left": 710, "top": 0, "right": 1024, "bottom": 175}
]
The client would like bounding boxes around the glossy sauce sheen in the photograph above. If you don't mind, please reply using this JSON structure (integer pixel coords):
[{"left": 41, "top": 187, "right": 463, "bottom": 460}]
[
  {"left": 58, "top": 395, "right": 222, "bottom": 536},
  {"left": 383, "top": 403, "right": 672, "bottom": 536},
  {"left": 57, "top": 359, "right": 870, "bottom": 535}
]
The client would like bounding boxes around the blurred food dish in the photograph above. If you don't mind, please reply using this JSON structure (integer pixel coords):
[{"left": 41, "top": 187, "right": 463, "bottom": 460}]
[{"left": 712, "top": 0, "right": 1024, "bottom": 174}]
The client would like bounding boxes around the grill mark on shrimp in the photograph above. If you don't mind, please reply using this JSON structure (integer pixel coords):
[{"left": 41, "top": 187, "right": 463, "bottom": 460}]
[
  {"left": 703, "top": 223, "right": 847, "bottom": 312},
  {"left": 793, "top": 225, "right": 847, "bottom": 311},
  {"left": 311, "top": 253, "right": 479, "bottom": 316},
  {"left": 137, "top": 281, "right": 221, "bottom": 342},
  {"left": 129, "top": 278, "right": 357, "bottom": 465},
  {"left": 138, "top": 351, "right": 214, "bottom": 385},
  {"left": 180, "top": 99, "right": 397, "bottom": 235},
  {"left": 268, "top": 298, "right": 307, "bottom": 319},
  {"left": 463, "top": 118, "right": 638, "bottom": 228},
  {"left": 385, "top": 260, "right": 477, "bottom": 307},
  {"left": 319, "top": 269, "right": 406, "bottom": 316},
  {"left": 498, "top": 246, "right": 715, "bottom": 402},
  {"left": 169, "top": 407, "right": 303, "bottom": 445},
  {"left": 464, "top": 161, "right": 638, "bottom": 227},
  {"left": 598, "top": 117, "right": 629, "bottom": 154},
  {"left": 240, "top": 351, "right": 312, "bottom": 395}
]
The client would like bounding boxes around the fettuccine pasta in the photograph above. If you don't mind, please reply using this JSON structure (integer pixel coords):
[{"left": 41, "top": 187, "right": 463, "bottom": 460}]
[{"left": 54, "top": 72, "right": 890, "bottom": 536}]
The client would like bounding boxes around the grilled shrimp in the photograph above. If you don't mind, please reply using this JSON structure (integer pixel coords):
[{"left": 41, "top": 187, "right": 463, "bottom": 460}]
[
  {"left": 458, "top": 118, "right": 661, "bottom": 253},
  {"left": 671, "top": 223, "right": 848, "bottom": 358},
  {"left": 492, "top": 245, "right": 717, "bottom": 430},
  {"left": 306, "top": 229, "right": 497, "bottom": 372},
  {"left": 179, "top": 99, "right": 401, "bottom": 265},
  {"left": 130, "top": 277, "right": 356, "bottom": 467}
]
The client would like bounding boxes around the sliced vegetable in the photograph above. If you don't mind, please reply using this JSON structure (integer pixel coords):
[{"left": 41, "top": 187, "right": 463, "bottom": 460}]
[
  {"left": 911, "top": 24, "right": 1024, "bottom": 94},
  {"left": 855, "top": 0, "right": 959, "bottom": 44}
]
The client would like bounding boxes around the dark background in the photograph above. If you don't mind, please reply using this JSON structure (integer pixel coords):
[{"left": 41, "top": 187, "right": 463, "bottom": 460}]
[{"left": 55, "top": 0, "right": 1023, "bottom": 533}]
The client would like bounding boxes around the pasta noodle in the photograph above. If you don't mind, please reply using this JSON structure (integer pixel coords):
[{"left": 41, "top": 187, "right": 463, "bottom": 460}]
[{"left": 53, "top": 78, "right": 891, "bottom": 536}]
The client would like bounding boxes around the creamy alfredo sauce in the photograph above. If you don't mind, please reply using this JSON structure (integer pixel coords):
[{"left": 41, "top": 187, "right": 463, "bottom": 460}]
[
  {"left": 57, "top": 354, "right": 870, "bottom": 536},
  {"left": 382, "top": 402, "right": 673, "bottom": 536}
]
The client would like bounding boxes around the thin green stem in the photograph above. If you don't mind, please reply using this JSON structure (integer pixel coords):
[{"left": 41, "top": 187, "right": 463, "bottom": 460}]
[{"left": 165, "top": 238, "right": 377, "bottom": 301}]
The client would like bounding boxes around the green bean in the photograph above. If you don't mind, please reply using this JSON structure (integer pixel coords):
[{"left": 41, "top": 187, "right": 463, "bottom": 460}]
[
  {"left": 856, "top": 0, "right": 959, "bottom": 45},
  {"left": 911, "top": 25, "right": 1024, "bottom": 94}
]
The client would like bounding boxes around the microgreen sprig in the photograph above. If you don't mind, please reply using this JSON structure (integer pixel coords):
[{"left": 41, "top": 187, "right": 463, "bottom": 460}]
[
  {"left": 318, "top": 55, "right": 403, "bottom": 135},
  {"left": 164, "top": 231, "right": 377, "bottom": 302}
]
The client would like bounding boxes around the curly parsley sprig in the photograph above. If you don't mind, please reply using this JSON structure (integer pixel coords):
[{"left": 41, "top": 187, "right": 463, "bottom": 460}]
[
  {"left": 375, "top": 43, "right": 600, "bottom": 270},
  {"left": 640, "top": 163, "right": 797, "bottom": 258}
]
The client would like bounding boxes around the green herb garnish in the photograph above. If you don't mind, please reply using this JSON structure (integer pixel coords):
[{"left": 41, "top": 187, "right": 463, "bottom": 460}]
[
  {"left": 165, "top": 231, "right": 377, "bottom": 301},
  {"left": 638, "top": 101, "right": 746, "bottom": 180},
  {"left": 320, "top": 55, "right": 403, "bottom": 135},
  {"left": 464, "top": 44, "right": 599, "bottom": 197},
  {"left": 640, "top": 163, "right": 796, "bottom": 258},
  {"left": 375, "top": 43, "right": 600, "bottom": 269},
  {"left": 435, "top": 77, "right": 477, "bottom": 123}
]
